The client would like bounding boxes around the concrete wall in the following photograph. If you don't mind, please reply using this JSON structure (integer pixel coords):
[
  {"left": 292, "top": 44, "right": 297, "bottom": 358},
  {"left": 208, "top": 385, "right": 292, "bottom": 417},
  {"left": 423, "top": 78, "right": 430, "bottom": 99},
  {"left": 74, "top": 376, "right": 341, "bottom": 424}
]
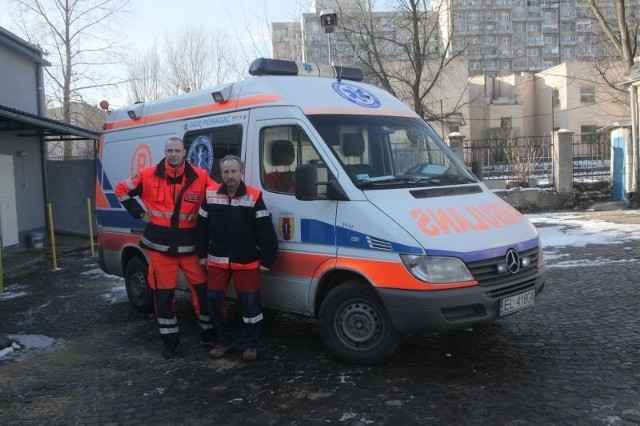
[
  {"left": 46, "top": 160, "right": 96, "bottom": 236},
  {"left": 0, "top": 134, "right": 46, "bottom": 247},
  {"left": 0, "top": 47, "right": 39, "bottom": 112},
  {"left": 1, "top": 28, "right": 50, "bottom": 249}
]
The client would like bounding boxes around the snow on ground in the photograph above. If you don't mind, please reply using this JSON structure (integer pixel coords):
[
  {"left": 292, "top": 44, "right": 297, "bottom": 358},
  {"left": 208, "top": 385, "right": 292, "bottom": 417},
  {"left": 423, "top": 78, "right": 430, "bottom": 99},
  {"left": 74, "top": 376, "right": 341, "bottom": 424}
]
[
  {"left": 1, "top": 269, "right": 125, "bottom": 360},
  {"left": 528, "top": 212, "right": 640, "bottom": 248},
  {"left": 0, "top": 334, "right": 64, "bottom": 361},
  {"left": 527, "top": 212, "right": 640, "bottom": 268}
]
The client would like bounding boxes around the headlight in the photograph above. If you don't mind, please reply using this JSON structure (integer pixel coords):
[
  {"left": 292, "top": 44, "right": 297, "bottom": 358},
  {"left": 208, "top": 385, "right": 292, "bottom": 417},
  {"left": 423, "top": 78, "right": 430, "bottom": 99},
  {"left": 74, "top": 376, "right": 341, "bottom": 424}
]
[{"left": 400, "top": 254, "right": 474, "bottom": 284}]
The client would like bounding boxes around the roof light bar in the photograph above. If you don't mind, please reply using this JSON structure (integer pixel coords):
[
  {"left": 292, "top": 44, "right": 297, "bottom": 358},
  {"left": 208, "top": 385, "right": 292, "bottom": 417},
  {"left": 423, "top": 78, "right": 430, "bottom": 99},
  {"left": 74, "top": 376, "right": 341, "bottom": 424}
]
[{"left": 249, "top": 58, "right": 363, "bottom": 82}]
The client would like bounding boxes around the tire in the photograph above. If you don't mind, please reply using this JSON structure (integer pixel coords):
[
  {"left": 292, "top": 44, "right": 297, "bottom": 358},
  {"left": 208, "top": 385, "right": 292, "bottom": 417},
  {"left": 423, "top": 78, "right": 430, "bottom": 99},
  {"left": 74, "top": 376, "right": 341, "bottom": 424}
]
[
  {"left": 319, "top": 280, "right": 401, "bottom": 365},
  {"left": 124, "top": 256, "right": 153, "bottom": 314}
]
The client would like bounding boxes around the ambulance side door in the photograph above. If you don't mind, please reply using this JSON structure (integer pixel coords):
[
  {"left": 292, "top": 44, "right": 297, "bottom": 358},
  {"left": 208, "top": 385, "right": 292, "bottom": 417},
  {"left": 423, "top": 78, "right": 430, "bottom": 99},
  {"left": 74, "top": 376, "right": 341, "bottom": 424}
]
[{"left": 245, "top": 115, "right": 339, "bottom": 315}]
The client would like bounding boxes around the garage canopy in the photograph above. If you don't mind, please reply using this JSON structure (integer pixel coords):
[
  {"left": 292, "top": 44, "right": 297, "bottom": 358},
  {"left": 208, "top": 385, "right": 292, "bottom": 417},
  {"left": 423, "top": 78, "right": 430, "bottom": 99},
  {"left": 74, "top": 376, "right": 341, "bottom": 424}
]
[{"left": 0, "top": 104, "right": 99, "bottom": 141}]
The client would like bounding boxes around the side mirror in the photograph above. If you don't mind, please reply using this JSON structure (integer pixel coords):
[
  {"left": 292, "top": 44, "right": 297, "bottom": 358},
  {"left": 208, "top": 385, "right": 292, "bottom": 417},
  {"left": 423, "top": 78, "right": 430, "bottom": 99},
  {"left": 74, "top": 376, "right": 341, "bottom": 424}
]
[{"left": 295, "top": 164, "right": 318, "bottom": 200}]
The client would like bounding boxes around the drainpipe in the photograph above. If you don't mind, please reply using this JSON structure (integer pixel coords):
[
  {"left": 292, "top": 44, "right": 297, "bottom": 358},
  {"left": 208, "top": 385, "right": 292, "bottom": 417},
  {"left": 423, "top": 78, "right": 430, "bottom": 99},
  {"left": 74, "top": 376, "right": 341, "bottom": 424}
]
[
  {"left": 36, "top": 62, "right": 51, "bottom": 219},
  {"left": 631, "top": 85, "right": 639, "bottom": 207}
]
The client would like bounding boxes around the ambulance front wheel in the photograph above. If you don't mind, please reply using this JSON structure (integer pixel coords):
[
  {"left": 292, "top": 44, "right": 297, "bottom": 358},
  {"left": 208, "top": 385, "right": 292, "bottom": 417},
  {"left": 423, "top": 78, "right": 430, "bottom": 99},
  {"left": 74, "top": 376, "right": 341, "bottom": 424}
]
[
  {"left": 124, "top": 256, "right": 153, "bottom": 314},
  {"left": 319, "top": 280, "right": 401, "bottom": 365}
]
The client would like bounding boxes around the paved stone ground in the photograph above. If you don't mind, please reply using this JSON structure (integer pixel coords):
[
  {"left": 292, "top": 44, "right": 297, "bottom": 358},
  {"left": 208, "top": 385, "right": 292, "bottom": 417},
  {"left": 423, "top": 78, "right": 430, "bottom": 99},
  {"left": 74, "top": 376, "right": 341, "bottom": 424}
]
[{"left": 0, "top": 212, "right": 639, "bottom": 425}]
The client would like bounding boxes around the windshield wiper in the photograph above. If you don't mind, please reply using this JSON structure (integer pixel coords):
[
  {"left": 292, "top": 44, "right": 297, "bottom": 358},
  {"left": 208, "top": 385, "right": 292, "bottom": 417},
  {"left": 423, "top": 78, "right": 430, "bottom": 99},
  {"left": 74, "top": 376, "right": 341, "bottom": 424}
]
[
  {"left": 356, "top": 175, "right": 442, "bottom": 188},
  {"left": 357, "top": 174, "right": 476, "bottom": 188},
  {"left": 427, "top": 175, "right": 477, "bottom": 184}
]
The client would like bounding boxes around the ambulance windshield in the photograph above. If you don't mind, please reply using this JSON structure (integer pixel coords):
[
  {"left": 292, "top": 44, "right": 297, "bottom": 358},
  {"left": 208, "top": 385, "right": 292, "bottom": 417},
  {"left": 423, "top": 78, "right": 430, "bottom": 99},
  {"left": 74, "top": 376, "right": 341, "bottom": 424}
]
[{"left": 308, "top": 114, "right": 477, "bottom": 188}]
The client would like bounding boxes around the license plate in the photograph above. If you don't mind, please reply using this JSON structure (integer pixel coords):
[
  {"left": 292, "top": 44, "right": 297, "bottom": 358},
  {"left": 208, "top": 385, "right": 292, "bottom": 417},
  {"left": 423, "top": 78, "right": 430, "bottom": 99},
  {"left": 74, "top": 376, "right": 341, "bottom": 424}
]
[{"left": 499, "top": 289, "right": 536, "bottom": 316}]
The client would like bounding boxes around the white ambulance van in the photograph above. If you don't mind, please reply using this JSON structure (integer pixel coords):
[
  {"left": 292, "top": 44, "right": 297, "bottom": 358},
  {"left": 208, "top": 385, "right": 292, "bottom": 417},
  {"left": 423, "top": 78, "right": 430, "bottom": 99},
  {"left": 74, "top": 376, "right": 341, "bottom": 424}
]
[{"left": 97, "top": 58, "right": 546, "bottom": 364}]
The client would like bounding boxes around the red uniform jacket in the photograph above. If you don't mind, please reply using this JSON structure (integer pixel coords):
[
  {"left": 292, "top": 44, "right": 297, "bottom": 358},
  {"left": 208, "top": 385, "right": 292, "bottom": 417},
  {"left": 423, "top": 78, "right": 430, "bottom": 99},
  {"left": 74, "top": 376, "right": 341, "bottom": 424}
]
[{"left": 115, "top": 159, "right": 214, "bottom": 256}]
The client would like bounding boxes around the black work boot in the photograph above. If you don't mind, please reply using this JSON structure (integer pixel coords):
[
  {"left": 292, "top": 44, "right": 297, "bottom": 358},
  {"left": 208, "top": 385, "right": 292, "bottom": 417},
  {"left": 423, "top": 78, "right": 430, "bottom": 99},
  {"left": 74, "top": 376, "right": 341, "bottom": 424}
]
[
  {"left": 199, "top": 331, "right": 216, "bottom": 348},
  {"left": 162, "top": 339, "right": 180, "bottom": 359}
]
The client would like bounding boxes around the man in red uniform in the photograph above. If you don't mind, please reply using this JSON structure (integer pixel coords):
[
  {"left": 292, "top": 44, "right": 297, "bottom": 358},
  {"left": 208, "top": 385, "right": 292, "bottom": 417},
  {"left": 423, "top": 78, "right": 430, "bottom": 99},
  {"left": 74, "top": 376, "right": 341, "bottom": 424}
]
[
  {"left": 196, "top": 155, "right": 278, "bottom": 361},
  {"left": 115, "top": 137, "right": 217, "bottom": 359}
]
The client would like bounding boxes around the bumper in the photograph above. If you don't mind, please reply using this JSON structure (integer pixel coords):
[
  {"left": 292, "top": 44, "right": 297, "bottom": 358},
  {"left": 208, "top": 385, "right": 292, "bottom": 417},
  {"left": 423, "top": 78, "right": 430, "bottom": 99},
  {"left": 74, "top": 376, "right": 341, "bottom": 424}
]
[{"left": 377, "top": 270, "right": 546, "bottom": 332}]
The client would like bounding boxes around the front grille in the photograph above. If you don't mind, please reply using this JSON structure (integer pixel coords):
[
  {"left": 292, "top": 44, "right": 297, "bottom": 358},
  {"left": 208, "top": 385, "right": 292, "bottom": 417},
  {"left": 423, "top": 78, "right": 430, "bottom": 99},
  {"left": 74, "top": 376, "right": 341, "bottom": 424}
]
[{"left": 467, "top": 247, "right": 541, "bottom": 299}]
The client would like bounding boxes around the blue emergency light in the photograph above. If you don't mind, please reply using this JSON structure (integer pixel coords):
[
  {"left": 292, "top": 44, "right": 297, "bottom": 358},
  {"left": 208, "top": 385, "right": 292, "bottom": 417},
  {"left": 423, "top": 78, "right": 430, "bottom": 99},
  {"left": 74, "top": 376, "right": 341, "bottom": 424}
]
[{"left": 249, "top": 58, "right": 363, "bottom": 82}]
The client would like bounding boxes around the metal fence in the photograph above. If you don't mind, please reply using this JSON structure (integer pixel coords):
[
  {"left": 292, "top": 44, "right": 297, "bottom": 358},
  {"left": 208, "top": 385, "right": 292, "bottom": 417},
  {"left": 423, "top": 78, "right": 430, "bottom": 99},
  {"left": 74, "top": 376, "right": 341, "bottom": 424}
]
[
  {"left": 461, "top": 133, "right": 611, "bottom": 187},
  {"left": 572, "top": 133, "right": 611, "bottom": 183}
]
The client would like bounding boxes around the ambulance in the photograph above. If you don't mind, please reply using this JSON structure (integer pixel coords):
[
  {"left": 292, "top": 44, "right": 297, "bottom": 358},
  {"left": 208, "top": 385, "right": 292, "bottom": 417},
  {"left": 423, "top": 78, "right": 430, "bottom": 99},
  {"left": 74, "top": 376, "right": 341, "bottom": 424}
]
[{"left": 96, "top": 58, "right": 546, "bottom": 364}]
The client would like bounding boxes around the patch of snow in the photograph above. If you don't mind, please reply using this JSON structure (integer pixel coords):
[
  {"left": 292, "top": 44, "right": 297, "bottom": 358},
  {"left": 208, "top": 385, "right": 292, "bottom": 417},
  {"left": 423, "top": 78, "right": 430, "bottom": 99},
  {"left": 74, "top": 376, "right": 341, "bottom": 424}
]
[{"left": 0, "top": 334, "right": 64, "bottom": 361}]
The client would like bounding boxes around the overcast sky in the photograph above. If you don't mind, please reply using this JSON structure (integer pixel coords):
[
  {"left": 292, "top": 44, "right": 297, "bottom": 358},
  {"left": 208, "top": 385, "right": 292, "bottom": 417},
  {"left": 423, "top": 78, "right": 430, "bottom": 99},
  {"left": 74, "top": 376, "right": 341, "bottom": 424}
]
[
  {"left": 0, "top": 0, "right": 313, "bottom": 106},
  {"left": 0, "top": 1, "right": 312, "bottom": 36}
]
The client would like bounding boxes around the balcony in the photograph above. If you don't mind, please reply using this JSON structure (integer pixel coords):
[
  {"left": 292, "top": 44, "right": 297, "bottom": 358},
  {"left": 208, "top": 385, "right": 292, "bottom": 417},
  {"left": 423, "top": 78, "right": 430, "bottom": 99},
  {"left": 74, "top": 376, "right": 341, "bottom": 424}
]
[
  {"left": 498, "top": 50, "right": 516, "bottom": 58},
  {"left": 541, "top": 0, "right": 559, "bottom": 8},
  {"left": 528, "top": 37, "right": 545, "bottom": 46},
  {"left": 491, "top": 97, "right": 516, "bottom": 105}
]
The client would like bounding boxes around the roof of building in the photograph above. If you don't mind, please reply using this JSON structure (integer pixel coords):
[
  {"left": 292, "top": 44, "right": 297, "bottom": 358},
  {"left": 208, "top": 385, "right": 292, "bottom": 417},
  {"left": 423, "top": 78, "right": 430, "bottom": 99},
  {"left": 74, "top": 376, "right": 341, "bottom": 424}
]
[
  {"left": 0, "top": 104, "right": 100, "bottom": 141},
  {"left": 0, "top": 25, "right": 50, "bottom": 66}
]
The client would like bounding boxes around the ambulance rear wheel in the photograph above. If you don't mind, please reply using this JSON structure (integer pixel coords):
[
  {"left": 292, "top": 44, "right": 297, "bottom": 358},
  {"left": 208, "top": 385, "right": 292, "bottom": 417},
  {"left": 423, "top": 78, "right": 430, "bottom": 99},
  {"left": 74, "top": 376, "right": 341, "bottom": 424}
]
[
  {"left": 319, "top": 280, "right": 401, "bottom": 365},
  {"left": 124, "top": 256, "right": 153, "bottom": 314}
]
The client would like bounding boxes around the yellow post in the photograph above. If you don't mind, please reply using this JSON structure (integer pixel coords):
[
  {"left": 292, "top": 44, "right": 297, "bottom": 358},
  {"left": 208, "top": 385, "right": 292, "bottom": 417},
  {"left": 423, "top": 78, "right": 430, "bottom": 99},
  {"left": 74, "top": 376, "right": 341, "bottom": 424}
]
[
  {"left": 86, "top": 198, "right": 95, "bottom": 257},
  {"left": 46, "top": 203, "right": 59, "bottom": 270}
]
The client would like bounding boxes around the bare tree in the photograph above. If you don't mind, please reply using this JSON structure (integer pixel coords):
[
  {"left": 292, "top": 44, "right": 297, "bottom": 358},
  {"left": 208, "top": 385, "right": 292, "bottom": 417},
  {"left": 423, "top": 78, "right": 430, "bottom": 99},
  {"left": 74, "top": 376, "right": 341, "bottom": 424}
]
[
  {"left": 578, "top": 0, "right": 638, "bottom": 113},
  {"left": 585, "top": 0, "right": 637, "bottom": 76},
  {"left": 333, "top": 0, "right": 471, "bottom": 130},
  {"left": 126, "top": 27, "right": 243, "bottom": 103},
  {"left": 126, "top": 40, "right": 166, "bottom": 104},
  {"left": 584, "top": 0, "right": 639, "bottom": 203},
  {"left": 47, "top": 101, "right": 105, "bottom": 159},
  {"left": 223, "top": 0, "right": 309, "bottom": 69},
  {"left": 9, "top": 0, "right": 130, "bottom": 158}
]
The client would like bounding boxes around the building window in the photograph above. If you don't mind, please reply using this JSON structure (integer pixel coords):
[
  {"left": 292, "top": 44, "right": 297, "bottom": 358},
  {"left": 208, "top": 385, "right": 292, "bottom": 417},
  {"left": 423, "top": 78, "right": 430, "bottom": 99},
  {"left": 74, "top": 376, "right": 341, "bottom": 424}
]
[
  {"left": 501, "top": 117, "right": 512, "bottom": 130},
  {"left": 580, "top": 86, "right": 595, "bottom": 103},
  {"left": 576, "top": 22, "right": 591, "bottom": 30},
  {"left": 552, "top": 89, "right": 559, "bottom": 107},
  {"left": 580, "top": 125, "right": 597, "bottom": 144}
]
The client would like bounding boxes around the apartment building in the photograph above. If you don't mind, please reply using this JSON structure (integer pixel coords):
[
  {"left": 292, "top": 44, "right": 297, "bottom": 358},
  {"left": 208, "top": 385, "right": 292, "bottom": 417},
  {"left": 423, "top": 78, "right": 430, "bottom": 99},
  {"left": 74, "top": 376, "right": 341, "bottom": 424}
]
[
  {"left": 433, "top": 0, "right": 631, "bottom": 75},
  {"left": 271, "top": 0, "right": 629, "bottom": 141},
  {"left": 272, "top": 0, "right": 464, "bottom": 137},
  {"left": 272, "top": 0, "right": 440, "bottom": 66}
]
